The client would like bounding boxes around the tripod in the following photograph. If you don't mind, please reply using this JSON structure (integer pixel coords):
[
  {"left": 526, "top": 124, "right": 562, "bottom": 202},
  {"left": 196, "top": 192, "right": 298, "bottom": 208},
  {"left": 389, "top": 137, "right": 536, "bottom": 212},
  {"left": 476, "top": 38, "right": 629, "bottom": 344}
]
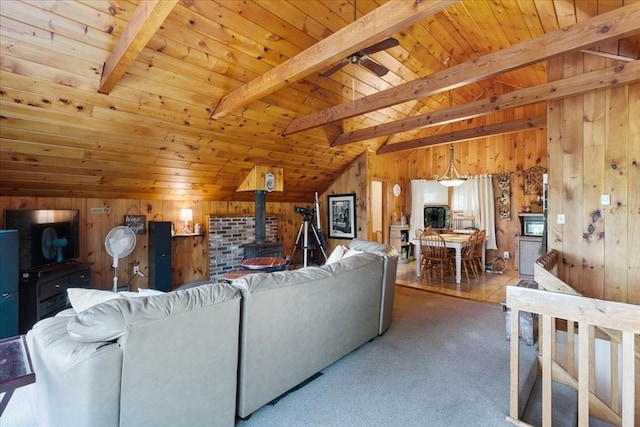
[{"left": 290, "top": 214, "right": 328, "bottom": 268}]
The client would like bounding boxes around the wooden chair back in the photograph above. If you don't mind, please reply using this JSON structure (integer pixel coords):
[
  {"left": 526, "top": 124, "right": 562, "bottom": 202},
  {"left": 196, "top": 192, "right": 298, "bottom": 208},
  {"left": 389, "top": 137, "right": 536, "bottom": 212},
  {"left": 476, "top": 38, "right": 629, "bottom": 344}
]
[
  {"left": 461, "top": 231, "right": 477, "bottom": 259},
  {"left": 420, "top": 228, "right": 449, "bottom": 261},
  {"left": 473, "top": 229, "right": 486, "bottom": 255}
]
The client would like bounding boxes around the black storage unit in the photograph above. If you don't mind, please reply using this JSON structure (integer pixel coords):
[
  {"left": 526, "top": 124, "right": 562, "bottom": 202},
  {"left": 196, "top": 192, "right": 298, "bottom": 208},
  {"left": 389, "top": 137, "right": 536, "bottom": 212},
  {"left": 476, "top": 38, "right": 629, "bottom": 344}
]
[
  {"left": 18, "top": 261, "right": 91, "bottom": 334},
  {"left": 0, "top": 230, "right": 19, "bottom": 338},
  {"left": 148, "top": 221, "right": 172, "bottom": 292}
]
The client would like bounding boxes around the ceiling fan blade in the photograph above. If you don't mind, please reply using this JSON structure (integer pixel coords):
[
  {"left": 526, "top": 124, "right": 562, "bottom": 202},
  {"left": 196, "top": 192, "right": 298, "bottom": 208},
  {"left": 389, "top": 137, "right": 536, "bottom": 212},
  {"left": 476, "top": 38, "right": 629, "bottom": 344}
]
[
  {"left": 359, "top": 58, "right": 390, "bottom": 77},
  {"left": 362, "top": 37, "right": 399, "bottom": 55},
  {"left": 319, "top": 60, "right": 349, "bottom": 78}
]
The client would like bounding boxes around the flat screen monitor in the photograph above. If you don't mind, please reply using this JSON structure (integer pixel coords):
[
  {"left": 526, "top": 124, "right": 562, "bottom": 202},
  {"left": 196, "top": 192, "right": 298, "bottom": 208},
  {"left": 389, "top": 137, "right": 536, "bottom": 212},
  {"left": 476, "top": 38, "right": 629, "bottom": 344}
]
[{"left": 3, "top": 209, "right": 80, "bottom": 271}]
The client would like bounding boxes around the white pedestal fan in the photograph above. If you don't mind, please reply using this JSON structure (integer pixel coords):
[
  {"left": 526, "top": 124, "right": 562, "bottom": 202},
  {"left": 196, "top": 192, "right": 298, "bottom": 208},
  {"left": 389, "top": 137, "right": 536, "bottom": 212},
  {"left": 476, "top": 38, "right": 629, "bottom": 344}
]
[{"left": 105, "top": 226, "right": 136, "bottom": 292}]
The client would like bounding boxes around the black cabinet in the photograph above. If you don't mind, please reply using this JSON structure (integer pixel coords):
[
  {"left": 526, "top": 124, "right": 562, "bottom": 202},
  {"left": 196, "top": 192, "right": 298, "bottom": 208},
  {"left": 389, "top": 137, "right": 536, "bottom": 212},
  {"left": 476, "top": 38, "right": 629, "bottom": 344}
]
[
  {"left": 149, "top": 221, "right": 172, "bottom": 292},
  {"left": 18, "top": 261, "right": 91, "bottom": 333},
  {"left": 0, "top": 230, "right": 19, "bottom": 338}
]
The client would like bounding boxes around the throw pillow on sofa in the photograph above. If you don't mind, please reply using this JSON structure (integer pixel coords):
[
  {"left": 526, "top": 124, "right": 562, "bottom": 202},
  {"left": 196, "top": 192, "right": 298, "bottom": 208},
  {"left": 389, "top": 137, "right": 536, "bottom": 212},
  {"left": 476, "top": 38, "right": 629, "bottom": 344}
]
[
  {"left": 342, "top": 248, "right": 363, "bottom": 258},
  {"left": 325, "top": 245, "right": 348, "bottom": 264},
  {"left": 67, "top": 288, "right": 166, "bottom": 313},
  {"left": 67, "top": 288, "right": 121, "bottom": 313}
]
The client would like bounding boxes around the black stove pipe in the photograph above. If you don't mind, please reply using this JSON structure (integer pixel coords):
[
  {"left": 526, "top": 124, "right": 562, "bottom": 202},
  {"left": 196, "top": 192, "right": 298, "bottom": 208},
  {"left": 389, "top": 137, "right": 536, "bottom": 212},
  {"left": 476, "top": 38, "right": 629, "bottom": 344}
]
[{"left": 255, "top": 190, "right": 266, "bottom": 244}]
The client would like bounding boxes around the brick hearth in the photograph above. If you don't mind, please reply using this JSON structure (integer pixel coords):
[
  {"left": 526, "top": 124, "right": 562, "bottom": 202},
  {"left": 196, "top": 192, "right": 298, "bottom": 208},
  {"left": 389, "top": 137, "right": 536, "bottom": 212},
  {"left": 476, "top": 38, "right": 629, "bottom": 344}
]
[{"left": 208, "top": 216, "right": 278, "bottom": 281}]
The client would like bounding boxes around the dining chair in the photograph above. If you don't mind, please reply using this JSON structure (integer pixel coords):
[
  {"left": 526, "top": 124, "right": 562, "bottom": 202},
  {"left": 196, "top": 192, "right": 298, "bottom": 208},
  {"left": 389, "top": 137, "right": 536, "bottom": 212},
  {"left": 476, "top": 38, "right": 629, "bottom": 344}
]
[
  {"left": 419, "top": 228, "right": 454, "bottom": 280},
  {"left": 472, "top": 229, "right": 486, "bottom": 274},
  {"left": 460, "top": 231, "right": 479, "bottom": 282}
]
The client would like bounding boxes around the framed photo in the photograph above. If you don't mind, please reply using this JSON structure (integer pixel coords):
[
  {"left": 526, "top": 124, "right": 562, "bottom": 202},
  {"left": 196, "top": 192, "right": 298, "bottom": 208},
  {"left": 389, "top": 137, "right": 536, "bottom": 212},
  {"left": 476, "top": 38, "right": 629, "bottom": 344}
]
[{"left": 328, "top": 193, "right": 356, "bottom": 239}]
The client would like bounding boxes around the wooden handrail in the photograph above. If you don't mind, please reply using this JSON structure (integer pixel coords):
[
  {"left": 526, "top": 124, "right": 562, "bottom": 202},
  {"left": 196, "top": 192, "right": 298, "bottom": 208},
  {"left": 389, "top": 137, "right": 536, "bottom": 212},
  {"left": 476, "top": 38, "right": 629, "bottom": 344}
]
[
  {"left": 535, "top": 249, "right": 559, "bottom": 273},
  {"left": 507, "top": 250, "right": 639, "bottom": 427}
]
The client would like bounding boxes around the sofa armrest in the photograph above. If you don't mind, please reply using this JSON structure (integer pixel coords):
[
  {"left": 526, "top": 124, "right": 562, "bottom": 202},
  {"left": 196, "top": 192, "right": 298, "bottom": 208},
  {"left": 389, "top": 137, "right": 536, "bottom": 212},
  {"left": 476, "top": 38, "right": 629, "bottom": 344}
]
[
  {"left": 348, "top": 238, "right": 399, "bottom": 335},
  {"left": 27, "top": 316, "right": 123, "bottom": 427}
]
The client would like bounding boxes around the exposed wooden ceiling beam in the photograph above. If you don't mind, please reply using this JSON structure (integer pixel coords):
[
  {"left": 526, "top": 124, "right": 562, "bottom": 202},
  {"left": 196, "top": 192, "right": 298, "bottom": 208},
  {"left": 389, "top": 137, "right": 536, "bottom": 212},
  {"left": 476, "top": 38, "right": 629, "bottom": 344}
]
[
  {"left": 98, "top": 0, "right": 178, "bottom": 94},
  {"left": 579, "top": 49, "right": 636, "bottom": 62},
  {"left": 377, "top": 116, "right": 547, "bottom": 155},
  {"left": 333, "top": 60, "right": 639, "bottom": 146},
  {"left": 284, "top": 2, "right": 640, "bottom": 136},
  {"left": 210, "top": 0, "right": 456, "bottom": 120}
]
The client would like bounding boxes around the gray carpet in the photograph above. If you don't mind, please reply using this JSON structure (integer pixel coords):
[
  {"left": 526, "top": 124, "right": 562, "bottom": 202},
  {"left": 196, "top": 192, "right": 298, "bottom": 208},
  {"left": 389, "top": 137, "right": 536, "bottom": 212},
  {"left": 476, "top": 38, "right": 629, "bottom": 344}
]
[{"left": 1, "top": 286, "right": 530, "bottom": 427}]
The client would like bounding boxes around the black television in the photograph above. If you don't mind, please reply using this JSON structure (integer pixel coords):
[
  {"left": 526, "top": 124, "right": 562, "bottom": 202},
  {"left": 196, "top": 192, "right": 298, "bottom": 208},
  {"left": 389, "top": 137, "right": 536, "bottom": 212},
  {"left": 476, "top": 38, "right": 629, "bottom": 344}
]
[{"left": 3, "top": 209, "right": 80, "bottom": 271}]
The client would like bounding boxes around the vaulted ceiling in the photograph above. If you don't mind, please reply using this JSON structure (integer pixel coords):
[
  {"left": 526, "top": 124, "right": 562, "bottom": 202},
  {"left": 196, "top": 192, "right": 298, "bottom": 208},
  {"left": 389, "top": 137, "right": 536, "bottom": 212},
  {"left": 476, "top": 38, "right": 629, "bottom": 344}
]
[{"left": 1, "top": 0, "right": 638, "bottom": 202}]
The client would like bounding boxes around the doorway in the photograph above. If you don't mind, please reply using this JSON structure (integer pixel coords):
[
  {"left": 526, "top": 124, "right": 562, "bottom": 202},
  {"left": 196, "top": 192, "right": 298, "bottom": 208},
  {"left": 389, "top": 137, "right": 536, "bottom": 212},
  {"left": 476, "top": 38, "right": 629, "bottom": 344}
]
[{"left": 371, "top": 180, "right": 385, "bottom": 243}]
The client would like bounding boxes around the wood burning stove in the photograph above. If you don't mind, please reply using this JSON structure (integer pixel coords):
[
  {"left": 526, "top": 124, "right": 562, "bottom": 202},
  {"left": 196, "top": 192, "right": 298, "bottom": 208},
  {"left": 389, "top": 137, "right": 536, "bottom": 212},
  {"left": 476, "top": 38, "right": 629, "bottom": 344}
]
[{"left": 242, "top": 242, "right": 283, "bottom": 259}]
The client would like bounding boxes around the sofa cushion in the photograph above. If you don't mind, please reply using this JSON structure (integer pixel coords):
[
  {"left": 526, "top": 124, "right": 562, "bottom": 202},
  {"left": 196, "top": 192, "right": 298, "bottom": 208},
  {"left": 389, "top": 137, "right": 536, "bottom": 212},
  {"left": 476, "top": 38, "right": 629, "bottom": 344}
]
[
  {"left": 67, "top": 283, "right": 240, "bottom": 343},
  {"left": 232, "top": 250, "right": 384, "bottom": 418},
  {"left": 67, "top": 288, "right": 121, "bottom": 313},
  {"left": 232, "top": 252, "right": 380, "bottom": 294}
]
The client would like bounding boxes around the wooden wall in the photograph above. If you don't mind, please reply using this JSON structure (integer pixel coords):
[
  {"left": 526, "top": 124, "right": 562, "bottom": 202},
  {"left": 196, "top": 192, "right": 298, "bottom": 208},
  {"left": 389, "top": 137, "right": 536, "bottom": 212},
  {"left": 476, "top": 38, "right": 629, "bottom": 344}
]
[
  {"left": 0, "top": 151, "right": 407, "bottom": 289},
  {"left": 320, "top": 151, "right": 407, "bottom": 250},
  {"left": 547, "top": 53, "right": 640, "bottom": 304},
  {"left": 405, "top": 85, "right": 548, "bottom": 266},
  {"left": 0, "top": 196, "right": 302, "bottom": 290},
  {"left": 4, "top": 67, "right": 636, "bottom": 303},
  {"left": 320, "top": 153, "right": 368, "bottom": 250}
]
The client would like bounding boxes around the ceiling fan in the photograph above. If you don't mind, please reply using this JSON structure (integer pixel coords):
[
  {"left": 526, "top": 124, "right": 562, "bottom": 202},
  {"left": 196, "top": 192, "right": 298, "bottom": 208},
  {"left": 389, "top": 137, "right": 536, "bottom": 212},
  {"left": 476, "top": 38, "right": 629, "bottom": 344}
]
[
  {"left": 319, "top": 37, "right": 399, "bottom": 78},
  {"left": 319, "top": 0, "right": 399, "bottom": 78}
]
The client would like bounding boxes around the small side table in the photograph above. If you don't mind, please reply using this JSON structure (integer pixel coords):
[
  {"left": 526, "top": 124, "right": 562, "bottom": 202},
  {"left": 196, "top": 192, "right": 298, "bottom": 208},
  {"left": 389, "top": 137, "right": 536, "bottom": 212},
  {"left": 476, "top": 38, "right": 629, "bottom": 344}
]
[
  {"left": 223, "top": 270, "right": 263, "bottom": 281},
  {"left": 239, "top": 257, "right": 288, "bottom": 272},
  {"left": 0, "top": 335, "right": 35, "bottom": 415}
]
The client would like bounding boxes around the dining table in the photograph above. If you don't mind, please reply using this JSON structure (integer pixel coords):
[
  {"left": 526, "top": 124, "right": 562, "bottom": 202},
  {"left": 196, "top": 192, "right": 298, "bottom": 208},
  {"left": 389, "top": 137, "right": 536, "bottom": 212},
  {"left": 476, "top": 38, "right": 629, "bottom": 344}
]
[{"left": 410, "top": 233, "right": 485, "bottom": 284}]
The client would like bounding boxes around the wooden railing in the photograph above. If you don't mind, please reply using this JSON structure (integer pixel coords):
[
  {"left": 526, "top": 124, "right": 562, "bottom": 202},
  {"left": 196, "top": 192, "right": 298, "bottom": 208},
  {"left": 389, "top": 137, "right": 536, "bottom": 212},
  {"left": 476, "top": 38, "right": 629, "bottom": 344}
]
[{"left": 506, "top": 250, "right": 639, "bottom": 427}]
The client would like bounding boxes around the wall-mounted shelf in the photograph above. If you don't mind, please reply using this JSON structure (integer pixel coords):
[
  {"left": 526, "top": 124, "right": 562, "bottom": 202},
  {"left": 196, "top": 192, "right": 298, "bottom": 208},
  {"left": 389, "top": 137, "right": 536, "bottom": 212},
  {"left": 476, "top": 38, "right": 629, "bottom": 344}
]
[{"left": 173, "top": 233, "right": 205, "bottom": 238}]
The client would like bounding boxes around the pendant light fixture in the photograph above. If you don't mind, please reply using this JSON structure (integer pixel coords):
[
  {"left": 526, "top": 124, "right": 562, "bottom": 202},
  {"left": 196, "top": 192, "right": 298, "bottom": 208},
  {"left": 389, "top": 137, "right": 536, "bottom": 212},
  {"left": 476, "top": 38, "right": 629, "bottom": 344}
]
[
  {"left": 434, "top": 56, "right": 468, "bottom": 187},
  {"left": 434, "top": 145, "right": 468, "bottom": 187}
]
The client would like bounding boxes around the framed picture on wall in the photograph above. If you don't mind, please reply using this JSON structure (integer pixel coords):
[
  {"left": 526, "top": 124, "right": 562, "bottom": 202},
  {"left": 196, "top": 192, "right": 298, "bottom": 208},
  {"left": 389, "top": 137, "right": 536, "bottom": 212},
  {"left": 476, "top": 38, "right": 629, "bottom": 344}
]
[{"left": 328, "top": 193, "right": 356, "bottom": 239}]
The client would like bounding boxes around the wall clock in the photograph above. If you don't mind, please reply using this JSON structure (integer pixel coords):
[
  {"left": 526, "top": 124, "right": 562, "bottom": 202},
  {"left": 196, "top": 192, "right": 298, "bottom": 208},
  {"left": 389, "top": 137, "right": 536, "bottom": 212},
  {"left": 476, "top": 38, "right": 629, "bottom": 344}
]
[{"left": 393, "top": 184, "right": 401, "bottom": 197}]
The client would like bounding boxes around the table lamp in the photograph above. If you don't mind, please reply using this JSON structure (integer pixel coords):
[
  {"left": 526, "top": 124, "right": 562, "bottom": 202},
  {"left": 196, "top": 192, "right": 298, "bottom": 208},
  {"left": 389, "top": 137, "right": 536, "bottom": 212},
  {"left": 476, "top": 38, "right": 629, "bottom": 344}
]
[{"left": 179, "top": 208, "right": 193, "bottom": 234}]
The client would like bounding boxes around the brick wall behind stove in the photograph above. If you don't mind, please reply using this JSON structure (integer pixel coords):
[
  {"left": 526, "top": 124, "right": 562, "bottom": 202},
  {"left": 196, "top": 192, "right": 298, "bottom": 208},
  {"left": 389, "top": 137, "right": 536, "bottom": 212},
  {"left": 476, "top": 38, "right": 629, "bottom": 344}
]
[{"left": 208, "top": 216, "right": 278, "bottom": 280}]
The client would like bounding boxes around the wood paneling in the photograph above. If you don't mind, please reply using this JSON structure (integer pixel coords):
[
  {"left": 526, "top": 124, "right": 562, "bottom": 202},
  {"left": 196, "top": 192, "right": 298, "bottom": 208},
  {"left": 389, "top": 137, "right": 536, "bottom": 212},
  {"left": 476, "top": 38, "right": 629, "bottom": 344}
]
[
  {"left": 1, "top": 1, "right": 638, "bottom": 305},
  {"left": 548, "top": 54, "right": 639, "bottom": 304},
  {"left": 0, "top": 196, "right": 302, "bottom": 290},
  {"left": 2, "top": 1, "right": 637, "bottom": 202},
  {"left": 318, "top": 150, "right": 407, "bottom": 251},
  {"left": 405, "top": 86, "right": 548, "bottom": 265}
]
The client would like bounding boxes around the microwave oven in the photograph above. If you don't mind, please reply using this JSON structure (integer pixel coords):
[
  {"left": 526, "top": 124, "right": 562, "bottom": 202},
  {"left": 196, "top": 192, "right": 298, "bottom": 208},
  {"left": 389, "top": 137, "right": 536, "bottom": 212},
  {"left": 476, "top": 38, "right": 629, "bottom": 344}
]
[{"left": 520, "top": 214, "right": 544, "bottom": 237}]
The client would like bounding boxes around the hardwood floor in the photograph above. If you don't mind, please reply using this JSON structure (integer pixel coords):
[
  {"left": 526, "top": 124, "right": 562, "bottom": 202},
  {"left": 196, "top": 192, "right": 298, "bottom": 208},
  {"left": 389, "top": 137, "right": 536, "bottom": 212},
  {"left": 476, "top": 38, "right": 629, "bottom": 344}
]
[{"left": 395, "top": 259, "right": 523, "bottom": 305}]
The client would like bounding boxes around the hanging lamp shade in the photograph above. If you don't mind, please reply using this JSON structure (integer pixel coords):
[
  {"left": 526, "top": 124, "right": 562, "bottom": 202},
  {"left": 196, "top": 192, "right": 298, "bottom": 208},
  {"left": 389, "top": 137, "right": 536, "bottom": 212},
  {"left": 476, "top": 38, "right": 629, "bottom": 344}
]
[{"left": 434, "top": 145, "right": 469, "bottom": 187}]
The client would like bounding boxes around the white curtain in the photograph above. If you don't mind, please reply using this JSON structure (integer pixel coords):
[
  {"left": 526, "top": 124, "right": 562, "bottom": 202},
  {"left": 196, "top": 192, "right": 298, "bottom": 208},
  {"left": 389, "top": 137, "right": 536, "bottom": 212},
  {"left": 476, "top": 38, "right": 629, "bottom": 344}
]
[
  {"left": 410, "top": 179, "right": 431, "bottom": 240},
  {"left": 452, "top": 175, "right": 497, "bottom": 249}
]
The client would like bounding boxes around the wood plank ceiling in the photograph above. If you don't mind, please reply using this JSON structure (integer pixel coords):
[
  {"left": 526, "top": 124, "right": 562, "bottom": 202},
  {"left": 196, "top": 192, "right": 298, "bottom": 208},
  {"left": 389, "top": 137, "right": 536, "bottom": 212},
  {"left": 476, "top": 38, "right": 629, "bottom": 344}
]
[{"left": 1, "top": 0, "right": 639, "bottom": 202}]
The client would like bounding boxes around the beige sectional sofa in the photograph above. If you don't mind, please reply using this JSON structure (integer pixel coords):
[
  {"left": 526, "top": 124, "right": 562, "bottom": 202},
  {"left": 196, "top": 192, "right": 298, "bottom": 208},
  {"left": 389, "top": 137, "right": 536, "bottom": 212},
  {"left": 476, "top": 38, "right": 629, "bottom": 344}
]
[
  {"left": 27, "top": 284, "right": 241, "bottom": 427},
  {"left": 25, "top": 239, "right": 398, "bottom": 426}
]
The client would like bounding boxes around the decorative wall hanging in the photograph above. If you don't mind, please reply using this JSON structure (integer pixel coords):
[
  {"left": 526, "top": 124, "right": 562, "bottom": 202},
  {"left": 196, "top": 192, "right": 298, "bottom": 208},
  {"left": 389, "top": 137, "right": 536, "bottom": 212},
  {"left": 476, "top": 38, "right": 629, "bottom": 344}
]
[
  {"left": 328, "top": 193, "right": 356, "bottom": 239},
  {"left": 124, "top": 215, "right": 146, "bottom": 234},
  {"left": 523, "top": 166, "right": 547, "bottom": 195},
  {"left": 497, "top": 172, "right": 512, "bottom": 220}
]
